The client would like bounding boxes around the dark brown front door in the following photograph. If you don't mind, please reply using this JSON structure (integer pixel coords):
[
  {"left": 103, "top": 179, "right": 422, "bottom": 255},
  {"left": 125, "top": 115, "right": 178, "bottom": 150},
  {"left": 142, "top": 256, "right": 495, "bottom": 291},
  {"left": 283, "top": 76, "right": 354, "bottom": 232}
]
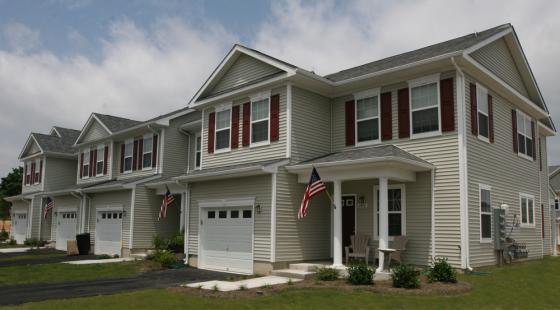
[{"left": 342, "top": 195, "right": 356, "bottom": 249}]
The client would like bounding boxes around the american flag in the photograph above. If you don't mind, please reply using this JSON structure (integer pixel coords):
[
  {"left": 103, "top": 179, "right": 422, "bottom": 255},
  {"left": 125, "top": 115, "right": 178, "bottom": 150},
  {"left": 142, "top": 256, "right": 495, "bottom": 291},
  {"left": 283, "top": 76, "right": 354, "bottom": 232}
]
[
  {"left": 44, "top": 197, "right": 54, "bottom": 219},
  {"left": 298, "top": 167, "right": 327, "bottom": 219},
  {"left": 158, "top": 186, "right": 175, "bottom": 220}
]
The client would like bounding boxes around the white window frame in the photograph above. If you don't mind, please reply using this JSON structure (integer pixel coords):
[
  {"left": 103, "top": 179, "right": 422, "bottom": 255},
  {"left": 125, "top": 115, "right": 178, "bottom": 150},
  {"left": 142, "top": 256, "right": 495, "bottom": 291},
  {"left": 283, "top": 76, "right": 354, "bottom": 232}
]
[
  {"left": 195, "top": 132, "right": 201, "bottom": 169},
  {"left": 33, "top": 159, "right": 40, "bottom": 184},
  {"left": 25, "top": 161, "right": 31, "bottom": 186},
  {"left": 408, "top": 74, "right": 442, "bottom": 139},
  {"left": 519, "top": 193, "right": 535, "bottom": 227},
  {"left": 516, "top": 109, "right": 534, "bottom": 161},
  {"left": 373, "top": 184, "right": 406, "bottom": 241},
  {"left": 82, "top": 148, "right": 90, "bottom": 179},
  {"left": 142, "top": 134, "right": 153, "bottom": 171},
  {"left": 354, "top": 88, "right": 381, "bottom": 147},
  {"left": 123, "top": 139, "right": 133, "bottom": 173},
  {"left": 96, "top": 145, "right": 104, "bottom": 177},
  {"left": 479, "top": 184, "right": 493, "bottom": 243},
  {"left": 249, "top": 91, "right": 271, "bottom": 148},
  {"left": 476, "top": 83, "right": 490, "bottom": 143},
  {"left": 214, "top": 104, "right": 232, "bottom": 154}
]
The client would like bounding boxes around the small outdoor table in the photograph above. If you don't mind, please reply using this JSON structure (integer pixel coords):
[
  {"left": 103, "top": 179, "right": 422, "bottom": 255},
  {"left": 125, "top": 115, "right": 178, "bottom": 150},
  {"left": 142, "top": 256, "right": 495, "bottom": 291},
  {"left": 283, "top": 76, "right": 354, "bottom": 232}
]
[{"left": 378, "top": 248, "right": 396, "bottom": 273}]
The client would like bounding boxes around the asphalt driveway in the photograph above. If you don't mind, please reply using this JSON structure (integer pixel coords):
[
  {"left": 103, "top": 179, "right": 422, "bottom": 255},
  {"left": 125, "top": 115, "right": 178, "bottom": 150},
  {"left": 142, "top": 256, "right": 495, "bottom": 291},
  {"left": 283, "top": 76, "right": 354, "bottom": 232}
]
[
  {"left": 0, "top": 248, "right": 98, "bottom": 267},
  {"left": 0, "top": 267, "right": 233, "bottom": 306}
]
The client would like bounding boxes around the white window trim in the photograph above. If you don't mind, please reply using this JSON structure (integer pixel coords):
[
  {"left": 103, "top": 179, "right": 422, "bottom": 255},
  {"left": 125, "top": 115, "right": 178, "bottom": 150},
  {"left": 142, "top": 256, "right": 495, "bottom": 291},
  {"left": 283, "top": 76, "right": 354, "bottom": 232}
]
[
  {"left": 519, "top": 193, "right": 535, "bottom": 227},
  {"left": 373, "top": 184, "right": 406, "bottom": 241},
  {"left": 354, "top": 88, "right": 381, "bottom": 147},
  {"left": 476, "top": 83, "right": 490, "bottom": 143},
  {"left": 25, "top": 162, "right": 31, "bottom": 186},
  {"left": 82, "top": 147, "right": 90, "bottom": 179},
  {"left": 195, "top": 132, "right": 201, "bottom": 170},
  {"left": 250, "top": 90, "right": 271, "bottom": 102},
  {"left": 141, "top": 134, "right": 153, "bottom": 171},
  {"left": 214, "top": 104, "right": 232, "bottom": 154},
  {"left": 95, "top": 145, "right": 105, "bottom": 177},
  {"left": 33, "top": 159, "right": 40, "bottom": 185},
  {"left": 123, "top": 139, "right": 133, "bottom": 174},
  {"left": 408, "top": 73, "right": 442, "bottom": 140},
  {"left": 516, "top": 109, "right": 534, "bottom": 161},
  {"left": 250, "top": 96, "right": 271, "bottom": 148},
  {"left": 479, "top": 184, "right": 493, "bottom": 243}
]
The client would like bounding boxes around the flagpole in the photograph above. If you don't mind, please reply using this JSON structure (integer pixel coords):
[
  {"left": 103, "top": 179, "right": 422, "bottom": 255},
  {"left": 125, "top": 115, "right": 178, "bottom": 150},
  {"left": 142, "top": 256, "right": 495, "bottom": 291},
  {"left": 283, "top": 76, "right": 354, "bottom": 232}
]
[{"left": 312, "top": 164, "right": 336, "bottom": 209}]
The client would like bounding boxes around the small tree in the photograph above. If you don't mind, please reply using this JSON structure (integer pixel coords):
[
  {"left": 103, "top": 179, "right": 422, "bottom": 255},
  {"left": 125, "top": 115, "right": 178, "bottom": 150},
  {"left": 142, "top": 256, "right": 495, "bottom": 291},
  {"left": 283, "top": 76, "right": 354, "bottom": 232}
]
[{"left": 0, "top": 167, "right": 23, "bottom": 221}]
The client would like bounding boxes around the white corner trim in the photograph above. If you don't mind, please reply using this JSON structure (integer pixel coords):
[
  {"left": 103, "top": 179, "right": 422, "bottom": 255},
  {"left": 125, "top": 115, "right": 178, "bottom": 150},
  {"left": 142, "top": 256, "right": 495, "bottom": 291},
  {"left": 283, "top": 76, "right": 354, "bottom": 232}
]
[
  {"left": 183, "top": 186, "right": 190, "bottom": 262},
  {"left": 286, "top": 82, "right": 292, "bottom": 159},
  {"left": 430, "top": 168, "right": 436, "bottom": 261},
  {"left": 353, "top": 87, "right": 380, "bottom": 100},
  {"left": 129, "top": 188, "right": 136, "bottom": 248},
  {"left": 270, "top": 172, "right": 277, "bottom": 262},
  {"left": 158, "top": 129, "right": 165, "bottom": 174}
]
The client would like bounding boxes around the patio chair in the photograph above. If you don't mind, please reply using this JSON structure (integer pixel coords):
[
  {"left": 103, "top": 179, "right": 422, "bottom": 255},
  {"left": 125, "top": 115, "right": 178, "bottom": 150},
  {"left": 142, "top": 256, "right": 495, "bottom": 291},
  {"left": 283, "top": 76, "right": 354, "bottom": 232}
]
[
  {"left": 345, "top": 234, "right": 370, "bottom": 265},
  {"left": 390, "top": 236, "right": 408, "bottom": 263}
]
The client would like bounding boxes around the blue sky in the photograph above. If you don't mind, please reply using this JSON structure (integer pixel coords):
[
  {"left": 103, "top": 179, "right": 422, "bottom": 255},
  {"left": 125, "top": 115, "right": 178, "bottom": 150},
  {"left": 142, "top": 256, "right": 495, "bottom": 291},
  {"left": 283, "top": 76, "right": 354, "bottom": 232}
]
[{"left": 0, "top": 0, "right": 559, "bottom": 176}]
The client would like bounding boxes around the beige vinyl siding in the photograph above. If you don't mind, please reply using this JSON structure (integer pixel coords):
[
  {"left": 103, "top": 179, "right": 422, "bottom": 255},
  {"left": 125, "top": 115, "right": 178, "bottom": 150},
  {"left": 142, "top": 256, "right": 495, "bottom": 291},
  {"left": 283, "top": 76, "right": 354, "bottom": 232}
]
[
  {"left": 49, "top": 195, "right": 80, "bottom": 242},
  {"left": 207, "top": 54, "right": 283, "bottom": 97},
  {"left": 201, "top": 86, "right": 287, "bottom": 169},
  {"left": 88, "top": 190, "right": 132, "bottom": 249},
  {"left": 43, "top": 158, "right": 77, "bottom": 191},
  {"left": 162, "top": 111, "right": 201, "bottom": 177},
  {"left": 131, "top": 185, "right": 180, "bottom": 249},
  {"left": 29, "top": 196, "right": 42, "bottom": 239},
  {"left": 81, "top": 121, "right": 110, "bottom": 144},
  {"left": 291, "top": 87, "right": 332, "bottom": 163},
  {"left": 188, "top": 175, "right": 271, "bottom": 262},
  {"left": 275, "top": 168, "right": 331, "bottom": 262},
  {"left": 470, "top": 38, "right": 529, "bottom": 97},
  {"left": 465, "top": 74, "right": 544, "bottom": 267}
]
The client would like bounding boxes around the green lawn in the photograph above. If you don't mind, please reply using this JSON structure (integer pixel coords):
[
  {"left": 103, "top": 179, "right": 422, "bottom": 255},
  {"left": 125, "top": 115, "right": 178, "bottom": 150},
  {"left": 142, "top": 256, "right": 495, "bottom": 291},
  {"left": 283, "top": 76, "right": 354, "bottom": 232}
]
[
  {"left": 5, "top": 257, "right": 560, "bottom": 309},
  {"left": 0, "top": 261, "right": 143, "bottom": 286},
  {"left": 0, "top": 253, "right": 66, "bottom": 262}
]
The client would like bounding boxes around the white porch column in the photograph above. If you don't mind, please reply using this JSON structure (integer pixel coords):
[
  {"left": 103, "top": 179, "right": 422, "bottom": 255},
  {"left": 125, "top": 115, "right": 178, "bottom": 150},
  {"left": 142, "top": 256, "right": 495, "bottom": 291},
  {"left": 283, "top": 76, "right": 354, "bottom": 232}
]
[
  {"left": 377, "top": 176, "right": 389, "bottom": 273},
  {"left": 333, "top": 179, "right": 343, "bottom": 266}
]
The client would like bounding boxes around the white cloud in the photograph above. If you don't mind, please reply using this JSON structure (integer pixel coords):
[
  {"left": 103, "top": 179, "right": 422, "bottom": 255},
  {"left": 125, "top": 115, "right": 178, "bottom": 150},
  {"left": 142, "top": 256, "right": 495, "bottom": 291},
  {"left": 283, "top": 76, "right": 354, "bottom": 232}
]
[{"left": 2, "top": 23, "right": 41, "bottom": 53}]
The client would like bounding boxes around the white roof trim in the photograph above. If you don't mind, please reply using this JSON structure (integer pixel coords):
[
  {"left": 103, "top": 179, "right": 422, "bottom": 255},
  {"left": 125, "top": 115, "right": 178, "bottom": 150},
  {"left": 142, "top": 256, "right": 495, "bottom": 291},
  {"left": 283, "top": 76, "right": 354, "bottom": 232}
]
[
  {"left": 287, "top": 156, "right": 433, "bottom": 172},
  {"left": 463, "top": 28, "right": 513, "bottom": 54},
  {"left": 50, "top": 127, "right": 62, "bottom": 138},
  {"left": 74, "top": 113, "right": 113, "bottom": 145},
  {"left": 18, "top": 134, "right": 44, "bottom": 160}
]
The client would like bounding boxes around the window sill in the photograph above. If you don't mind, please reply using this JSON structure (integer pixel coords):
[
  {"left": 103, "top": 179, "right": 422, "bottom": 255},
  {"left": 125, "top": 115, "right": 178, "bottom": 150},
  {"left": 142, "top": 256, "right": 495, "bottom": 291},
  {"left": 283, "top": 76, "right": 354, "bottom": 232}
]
[
  {"left": 410, "top": 130, "right": 442, "bottom": 140},
  {"left": 520, "top": 224, "right": 535, "bottom": 229},
  {"left": 213, "top": 148, "right": 231, "bottom": 154},
  {"left": 480, "top": 238, "right": 493, "bottom": 244},
  {"left": 517, "top": 152, "right": 534, "bottom": 162},
  {"left": 141, "top": 167, "right": 153, "bottom": 172},
  {"left": 477, "top": 135, "right": 490, "bottom": 144},
  {"left": 250, "top": 140, "right": 270, "bottom": 148}
]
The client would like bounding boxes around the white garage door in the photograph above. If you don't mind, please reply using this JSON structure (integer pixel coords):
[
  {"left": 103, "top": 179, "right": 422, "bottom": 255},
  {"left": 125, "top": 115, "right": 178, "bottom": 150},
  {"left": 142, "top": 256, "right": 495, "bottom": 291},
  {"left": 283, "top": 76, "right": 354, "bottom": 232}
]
[
  {"left": 55, "top": 211, "right": 77, "bottom": 251},
  {"left": 95, "top": 210, "right": 123, "bottom": 256},
  {"left": 201, "top": 207, "right": 253, "bottom": 274},
  {"left": 12, "top": 212, "right": 28, "bottom": 244}
]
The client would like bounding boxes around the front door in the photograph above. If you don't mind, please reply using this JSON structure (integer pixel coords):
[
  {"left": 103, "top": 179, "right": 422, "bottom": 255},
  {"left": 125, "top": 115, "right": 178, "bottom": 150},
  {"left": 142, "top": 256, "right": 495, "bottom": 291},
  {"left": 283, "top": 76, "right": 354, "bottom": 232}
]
[{"left": 342, "top": 195, "right": 356, "bottom": 249}]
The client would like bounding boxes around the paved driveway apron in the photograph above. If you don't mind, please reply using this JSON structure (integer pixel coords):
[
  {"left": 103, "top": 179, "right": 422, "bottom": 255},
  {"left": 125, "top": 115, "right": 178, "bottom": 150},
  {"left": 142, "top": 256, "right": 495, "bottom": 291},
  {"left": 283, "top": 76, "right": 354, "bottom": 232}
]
[{"left": 0, "top": 268, "right": 233, "bottom": 306}]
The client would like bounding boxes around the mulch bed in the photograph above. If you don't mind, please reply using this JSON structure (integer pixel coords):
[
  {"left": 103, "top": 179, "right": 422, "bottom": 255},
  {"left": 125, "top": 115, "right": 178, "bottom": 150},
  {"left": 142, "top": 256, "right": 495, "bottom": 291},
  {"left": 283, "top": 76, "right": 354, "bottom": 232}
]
[{"left": 170, "top": 275, "right": 471, "bottom": 299}]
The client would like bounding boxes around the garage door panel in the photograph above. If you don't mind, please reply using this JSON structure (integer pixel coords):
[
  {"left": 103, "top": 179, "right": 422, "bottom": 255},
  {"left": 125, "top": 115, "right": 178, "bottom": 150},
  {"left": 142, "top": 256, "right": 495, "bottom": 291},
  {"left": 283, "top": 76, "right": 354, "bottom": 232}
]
[
  {"left": 95, "top": 210, "right": 123, "bottom": 256},
  {"left": 13, "top": 213, "right": 28, "bottom": 244},
  {"left": 55, "top": 211, "right": 77, "bottom": 251}
]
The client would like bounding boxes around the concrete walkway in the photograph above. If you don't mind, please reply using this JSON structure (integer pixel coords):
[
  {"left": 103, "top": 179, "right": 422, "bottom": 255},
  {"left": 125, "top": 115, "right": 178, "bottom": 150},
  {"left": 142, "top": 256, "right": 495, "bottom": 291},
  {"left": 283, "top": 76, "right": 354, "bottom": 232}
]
[
  {"left": 185, "top": 276, "right": 302, "bottom": 292},
  {"left": 63, "top": 257, "right": 136, "bottom": 264}
]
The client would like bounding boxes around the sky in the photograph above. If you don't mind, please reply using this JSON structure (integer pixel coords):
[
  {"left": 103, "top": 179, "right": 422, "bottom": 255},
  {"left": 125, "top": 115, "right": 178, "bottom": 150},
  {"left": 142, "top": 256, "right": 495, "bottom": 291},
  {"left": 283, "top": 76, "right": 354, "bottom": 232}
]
[{"left": 0, "top": 0, "right": 559, "bottom": 177}]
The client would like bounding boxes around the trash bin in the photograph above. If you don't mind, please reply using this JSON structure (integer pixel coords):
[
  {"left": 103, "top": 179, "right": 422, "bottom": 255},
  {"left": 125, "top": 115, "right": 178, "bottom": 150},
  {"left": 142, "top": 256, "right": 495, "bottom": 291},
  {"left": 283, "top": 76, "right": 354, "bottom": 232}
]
[{"left": 76, "top": 233, "right": 91, "bottom": 255}]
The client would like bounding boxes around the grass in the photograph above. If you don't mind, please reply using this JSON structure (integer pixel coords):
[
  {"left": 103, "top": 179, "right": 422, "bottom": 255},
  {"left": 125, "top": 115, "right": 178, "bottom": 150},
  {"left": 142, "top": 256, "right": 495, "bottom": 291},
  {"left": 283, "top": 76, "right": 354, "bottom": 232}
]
[
  {"left": 0, "top": 253, "right": 66, "bottom": 262},
  {"left": 0, "top": 261, "right": 144, "bottom": 286},
  {"left": 4, "top": 256, "right": 560, "bottom": 309}
]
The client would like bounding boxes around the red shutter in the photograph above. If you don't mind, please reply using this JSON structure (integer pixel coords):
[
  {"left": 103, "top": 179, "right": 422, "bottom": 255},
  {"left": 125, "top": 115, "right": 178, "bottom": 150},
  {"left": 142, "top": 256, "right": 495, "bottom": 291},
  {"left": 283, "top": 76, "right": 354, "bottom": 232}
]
[
  {"left": 440, "top": 78, "right": 454, "bottom": 132},
  {"left": 103, "top": 146, "right": 109, "bottom": 175},
  {"left": 138, "top": 139, "right": 144, "bottom": 170},
  {"left": 242, "top": 103, "right": 251, "bottom": 147},
  {"left": 270, "top": 94, "right": 280, "bottom": 142},
  {"left": 132, "top": 140, "right": 138, "bottom": 171},
  {"left": 511, "top": 110, "right": 518, "bottom": 153},
  {"left": 470, "top": 83, "right": 478, "bottom": 136},
  {"left": 89, "top": 149, "right": 94, "bottom": 176},
  {"left": 38, "top": 160, "right": 42, "bottom": 184},
  {"left": 488, "top": 95, "right": 494, "bottom": 143},
  {"left": 80, "top": 153, "right": 84, "bottom": 178},
  {"left": 380, "top": 92, "right": 392, "bottom": 141},
  {"left": 397, "top": 88, "right": 410, "bottom": 139},
  {"left": 120, "top": 144, "right": 125, "bottom": 173},
  {"left": 231, "top": 105, "right": 240, "bottom": 149},
  {"left": 30, "top": 162, "right": 35, "bottom": 184},
  {"left": 24, "top": 163, "right": 28, "bottom": 185},
  {"left": 345, "top": 100, "right": 355, "bottom": 146},
  {"left": 92, "top": 148, "right": 97, "bottom": 176},
  {"left": 152, "top": 135, "right": 158, "bottom": 168},
  {"left": 531, "top": 121, "right": 536, "bottom": 160},
  {"left": 208, "top": 112, "right": 215, "bottom": 153}
]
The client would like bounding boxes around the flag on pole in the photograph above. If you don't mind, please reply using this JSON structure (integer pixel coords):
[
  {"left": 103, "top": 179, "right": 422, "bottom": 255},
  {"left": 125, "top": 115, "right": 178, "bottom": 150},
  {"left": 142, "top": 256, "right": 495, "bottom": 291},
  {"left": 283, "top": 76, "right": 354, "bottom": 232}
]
[
  {"left": 44, "top": 197, "right": 54, "bottom": 219},
  {"left": 158, "top": 186, "right": 175, "bottom": 220},
  {"left": 298, "top": 167, "right": 327, "bottom": 219}
]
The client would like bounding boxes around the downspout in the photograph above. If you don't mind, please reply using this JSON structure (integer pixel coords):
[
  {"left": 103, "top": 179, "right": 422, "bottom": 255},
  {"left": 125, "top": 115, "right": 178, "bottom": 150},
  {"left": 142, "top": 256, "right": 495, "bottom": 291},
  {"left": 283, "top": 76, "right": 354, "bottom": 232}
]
[
  {"left": 177, "top": 180, "right": 190, "bottom": 264},
  {"left": 71, "top": 191, "right": 84, "bottom": 233},
  {"left": 430, "top": 167, "right": 436, "bottom": 261},
  {"left": 452, "top": 56, "right": 472, "bottom": 271}
]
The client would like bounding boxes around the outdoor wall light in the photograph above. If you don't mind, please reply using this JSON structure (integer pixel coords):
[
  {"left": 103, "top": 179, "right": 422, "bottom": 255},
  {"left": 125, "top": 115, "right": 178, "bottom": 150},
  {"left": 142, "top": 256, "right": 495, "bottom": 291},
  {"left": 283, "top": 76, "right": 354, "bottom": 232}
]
[
  {"left": 255, "top": 204, "right": 261, "bottom": 214},
  {"left": 357, "top": 196, "right": 367, "bottom": 209},
  {"left": 122, "top": 210, "right": 127, "bottom": 217}
]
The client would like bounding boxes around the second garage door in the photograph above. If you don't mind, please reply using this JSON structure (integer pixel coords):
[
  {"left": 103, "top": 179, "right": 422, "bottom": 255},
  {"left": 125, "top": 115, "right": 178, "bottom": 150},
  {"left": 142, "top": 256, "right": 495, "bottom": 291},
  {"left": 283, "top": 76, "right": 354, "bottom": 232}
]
[
  {"left": 12, "top": 212, "right": 28, "bottom": 244},
  {"left": 200, "top": 207, "right": 253, "bottom": 274},
  {"left": 55, "top": 210, "right": 77, "bottom": 251},
  {"left": 95, "top": 210, "right": 123, "bottom": 256}
]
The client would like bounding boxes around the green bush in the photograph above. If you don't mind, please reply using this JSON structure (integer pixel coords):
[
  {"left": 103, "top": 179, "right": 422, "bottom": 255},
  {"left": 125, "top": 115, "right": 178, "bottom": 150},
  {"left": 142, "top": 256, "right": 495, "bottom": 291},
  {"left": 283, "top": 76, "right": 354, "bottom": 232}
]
[
  {"left": 315, "top": 266, "right": 340, "bottom": 281},
  {"left": 346, "top": 263, "right": 374, "bottom": 285},
  {"left": 153, "top": 235, "right": 168, "bottom": 250},
  {"left": 23, "top": 238, "right": 46, "bottom": 247},
  {"left": 0, "top": 230, "right": 8, "bottom": 241},
  {"left": 7, "top": 238, "right": 17, "bottom": 245},
  {"left": 391, "top": 264, "right": 420, "bottom": 289},
  {"left": 428, "top": 257, "right": 457, "bottom": 283},
  {"left": 147, "top": 249, "right": 177, "bottom": 268},
  {"left": 96, "top": 254, "right": 112, "bottom": 260},
  {"left": 153, "top": 231, "right": 184, "bottom": 253}
]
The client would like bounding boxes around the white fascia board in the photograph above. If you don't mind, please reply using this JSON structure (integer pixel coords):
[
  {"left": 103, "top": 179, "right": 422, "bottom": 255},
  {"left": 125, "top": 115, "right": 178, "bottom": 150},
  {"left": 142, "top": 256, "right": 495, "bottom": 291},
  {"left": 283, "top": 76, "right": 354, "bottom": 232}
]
[
  {"left": 539, "top": 121, "right": 556, "bottom": 136},
  {"left": 74, "top": 113, "right": 112, "bottom": 146},
  {"left": 18, "top": 134, "right": 44, "bottom": 160},
  {"left": 462, "top": 28, "right": 513, "bottom": 54},
  {"left": 286, "top": 156, "right": 433, "bottom": 172}
]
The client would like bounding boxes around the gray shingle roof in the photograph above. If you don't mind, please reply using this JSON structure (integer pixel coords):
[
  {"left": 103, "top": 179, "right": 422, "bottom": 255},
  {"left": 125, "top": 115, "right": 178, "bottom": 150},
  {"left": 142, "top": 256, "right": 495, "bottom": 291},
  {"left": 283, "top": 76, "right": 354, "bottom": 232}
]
[
  {"left": 549, "top": 165, "right": 560, "bottom": 175},
  {"left": 32, "top": 133, "right": 76, "bottom": 154},
  {"left": 93, "top": 113, "right": 142, "bottom": 133},
  {"left": 53, "top": 127, "right": 81, "bottom": 142}
]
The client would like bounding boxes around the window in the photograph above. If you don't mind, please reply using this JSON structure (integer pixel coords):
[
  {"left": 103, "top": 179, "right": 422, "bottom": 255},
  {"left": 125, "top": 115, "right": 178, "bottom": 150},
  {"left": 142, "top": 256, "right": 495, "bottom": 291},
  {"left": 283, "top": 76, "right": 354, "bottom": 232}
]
[
  {"left": 230, "top": 210, "right": 239, "bottom": 218},
  {"left": 124, "top": 140, "right": 133, "bottom": 172},
  {"left": 243, "top": 210, "right": 252, "bottom": 218},
  {"left": 555, "top": 199, "right": 559, "bottom": 210},
  {"left": 517, "top": 111, "right": 533, "bottom": 159},
  {"left": 251, "top": 98, "right": 270, "bottom": 145},
  {"left": 33, "top": 159, "right": 40, "bottom": 184},
  {"left": 215, "top": 108, "right": 231, "bottom": 151},
  {"left": 207, "top": 211, "right": 215, "bottom": 219},
  {"left": 355, "top": 92, "right": 380, "bottom": 145},
  {"left": 480, "top": 185, "right": 492, "bottom": 241},
  {"left": 142, "top": 135, "right": 153, "bottom": 169},
  {"left": 195, "top": 133, "right": 201, "bottom": 169},
  {"left": 218, "top": 210, "right": 227, "bottom": 218},
  {"left": 375, "top": 185, "right": 406, "bottom": 238},
  {"left": 96, "top": 146, "right": 104, "bottom": 176},
  {"left": 25, "top": 162, "right": 31, "bottom": 185},
  {"left": 409, "top": 75, "right": 440, "bottom": 137},
  {"left": 82, "top": 149, "right": 90, "bottom": 178},
  {"left": 520, "top": 194, "right": 535, "bottom": 226},
  {"left": 477, "top": 84, "right": 489, "bottom": 141}
]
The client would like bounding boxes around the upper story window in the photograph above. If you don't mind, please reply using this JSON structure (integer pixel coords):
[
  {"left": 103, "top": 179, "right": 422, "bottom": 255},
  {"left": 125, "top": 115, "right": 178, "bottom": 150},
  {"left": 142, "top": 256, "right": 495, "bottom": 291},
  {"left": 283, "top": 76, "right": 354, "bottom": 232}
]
[
  {"left": 142, "top": 135, "right": 153, "bottom": 169},
  {"left": 33, "top": 159, "right": 40, "bottom": 184},
  {"left": 355, "top": 89, "right": 380, "bottom": 146},
  {"left": 517, "top": 111, "right": 533, "bottom": 159},
  {"left": 195, "top": 133, "right": 201, "bottom": 169},
  {"left": 520, "top": 193, "right": 535, "bottom": 226},
  {"left": 555, "top": 199, "right": 559, "bottom": 210},
  {"left": 409, "top": 75, "right": 440, "bottom": 138},
  {"left": 25, "top": 162, "right": 31, "bottom": 185},
  {"left": 477, "top": 84, "right": 490, "bottom": 141},
  {"left": 251, "top": 97, "right": 270, "bottom": 145},
  {"left": 96, "top": 146, "right": 104, "bottom": 176},
  {"left": 82, "top": 149, "right": 90, "bottom": 178},
  {"left": 215, "top": 107, "right": 231, "bottom": 151},
  {"left": 124, "top": 140, "right": 133, "bottom": 172},
  {"left": 480, "top": 185, "right": 492, "bottom": 241}
]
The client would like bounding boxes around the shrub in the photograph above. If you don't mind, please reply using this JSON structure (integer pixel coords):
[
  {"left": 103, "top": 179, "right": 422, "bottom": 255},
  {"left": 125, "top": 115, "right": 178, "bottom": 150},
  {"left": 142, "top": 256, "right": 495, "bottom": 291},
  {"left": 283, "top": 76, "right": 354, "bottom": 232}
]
[
  {"left": 7, "top": 238, "right": 16, "bottom": 245},
  {"left": 23, "top": 238, "right": 46, "bottom": 247},
  {"left": 153, "top": 231, "right": 184, "bottom": 253},
  {"left": 153, "top": 235, "right": 168, "bottom": 250},
  {"left": 147, "top": 249, "right": 177, "bottom": 268},
  {"left": 428, "top": 257, "right": 457, "bottom": 283},
  {"left": 346, "top": 263, "right": 374, "bottom": 285},
  {"left": 0, "top": 230, "right": 8, "bottom": 241},
  {"left": 315, "top": 266, "right": 339, "bottom": 281},
  {"left": 96, "top": 254, "right": 112, "bottom": 260},
  {"left": 391, "top": 264, "right": 420, "bottom": 289}
]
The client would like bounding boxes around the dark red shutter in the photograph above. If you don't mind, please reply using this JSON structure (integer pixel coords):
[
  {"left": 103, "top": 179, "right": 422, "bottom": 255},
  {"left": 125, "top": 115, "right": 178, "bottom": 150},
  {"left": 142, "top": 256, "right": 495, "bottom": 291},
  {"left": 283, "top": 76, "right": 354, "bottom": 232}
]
[
  {"left": 38, "top": 160, "right": 42, "bottom": 184},
  {"left": 242, "top": 103, "right": 251, "bottom": 147},
  {"left": 231, "top": 105, "right": 240, "bottom": 149},
  {"left": 488, "top": 95, "right": 494, "bottom": 143},
  {"left": 138, "top": 139, "right": 144, "bottom": 170},
  {"left": 30, "top": 162, "right": 35, "bottom": 184},
  {"left": 345, "top": 100, "right": 355, "bottom": 146},
  {"left": 440, "top": 78, "right": 454, "bottom": 132},
  {"left": 120, "top": 144, "right": 125, "bottom": 173},
  {"left": 24, "top": 163, "right": 28, "bottom": 185},
  {"left": 80, "top": 153, "right": 84, "bottom": 178},
  {"left": 531, "top": 121, "right": 536, "bottom": 160},
  {"left": 512, "top": 110, "right": 518, "bottom": 153},
  {"left": 270, "top": 94, "right": 280, "bottom": 142},
  {"left": 92, "top": 148, "right": 97, "bottom": 176},
  {"left": 208, "top": 112, "right": 215, "bottom": 153},
  {"left": 470, "top": 83, "right": 478, "bottom": 136},
  {"left": 397, "top": 88, "right": 410, "bottom": 139},
  {"left": 152, "top": 135, "right": 158, "bottom": 168},
  {"left": 380, "top": 92, "right": 392, "bottom": 141},
  {"left": 89, "top": 149, "right": 94, "bottom": 176},
  {"left": 132, "top": 140, "right": 138, "bottom": 170},
  {"left": 103, "top": 146, "right": 109, "bottom": 175}
]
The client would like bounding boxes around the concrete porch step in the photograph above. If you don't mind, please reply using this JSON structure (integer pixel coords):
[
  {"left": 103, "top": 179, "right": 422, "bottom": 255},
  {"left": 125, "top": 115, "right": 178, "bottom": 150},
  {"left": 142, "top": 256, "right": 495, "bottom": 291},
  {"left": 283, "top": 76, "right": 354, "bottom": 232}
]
[
  {"left": 271, "top": 269, "right": 316, "bottom": 279},
  {"left": 288, "top": 263, "right": 326, "bottom": 272}
]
